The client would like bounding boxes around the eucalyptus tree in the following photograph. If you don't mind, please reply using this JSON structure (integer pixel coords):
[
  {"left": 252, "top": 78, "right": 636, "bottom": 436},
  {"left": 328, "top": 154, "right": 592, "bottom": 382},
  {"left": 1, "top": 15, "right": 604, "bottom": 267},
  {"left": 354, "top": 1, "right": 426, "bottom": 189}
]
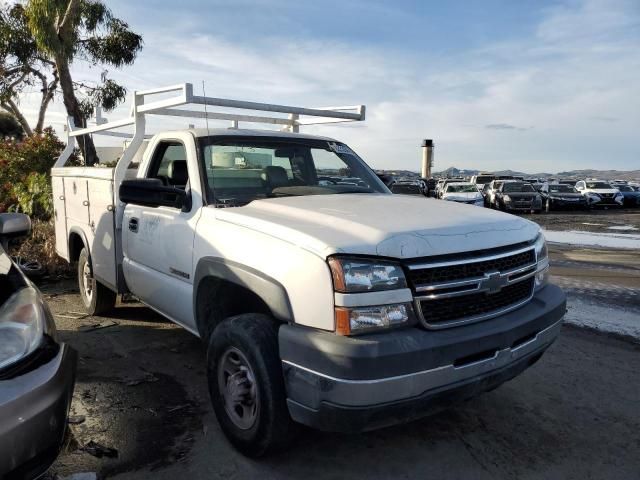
[
  {"left": 0, "top": 3, "right": 58, "bottom": 136},
  {"left": 25, "top": 0, "right": 142, "bottom": 164}
]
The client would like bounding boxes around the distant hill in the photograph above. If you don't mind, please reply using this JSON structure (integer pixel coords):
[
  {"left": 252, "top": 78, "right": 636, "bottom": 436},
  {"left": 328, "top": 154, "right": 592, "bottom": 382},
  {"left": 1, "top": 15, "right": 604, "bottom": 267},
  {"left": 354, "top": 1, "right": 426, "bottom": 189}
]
[{"left": 429, "top": 167, "right": 640, "bottom": 180}]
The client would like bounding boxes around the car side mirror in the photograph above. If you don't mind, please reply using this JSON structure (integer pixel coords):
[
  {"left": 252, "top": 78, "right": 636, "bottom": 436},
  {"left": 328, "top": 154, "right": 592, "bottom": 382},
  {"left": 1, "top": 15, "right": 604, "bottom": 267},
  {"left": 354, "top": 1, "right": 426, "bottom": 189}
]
[
  {"left": 120, "top": 179, "right": 187, "bottom": 210},
  {"left": 0, "top": 213, "right": 31, "bottom": 251}
]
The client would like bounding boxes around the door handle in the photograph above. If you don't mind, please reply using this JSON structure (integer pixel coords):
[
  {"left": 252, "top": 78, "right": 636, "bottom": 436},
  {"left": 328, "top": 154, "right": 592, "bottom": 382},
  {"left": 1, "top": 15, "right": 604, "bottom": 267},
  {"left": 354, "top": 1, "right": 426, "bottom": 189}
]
[{"left": 129, "top": 218, "right": 139, "bottom": 233}]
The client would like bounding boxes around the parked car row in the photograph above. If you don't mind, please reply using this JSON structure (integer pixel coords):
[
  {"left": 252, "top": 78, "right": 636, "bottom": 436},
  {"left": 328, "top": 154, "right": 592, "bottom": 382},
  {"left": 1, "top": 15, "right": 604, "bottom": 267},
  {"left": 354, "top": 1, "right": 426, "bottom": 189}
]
[{"left": 422, "top": 175, "right": 640, "bottom": 214}]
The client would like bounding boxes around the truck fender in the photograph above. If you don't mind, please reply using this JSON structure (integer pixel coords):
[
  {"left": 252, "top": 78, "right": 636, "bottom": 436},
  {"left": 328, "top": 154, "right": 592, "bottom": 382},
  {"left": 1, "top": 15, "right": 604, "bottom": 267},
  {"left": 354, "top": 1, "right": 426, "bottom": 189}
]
[
  {"left": 68, "top": 226, "right": 90, "bottom": 261},
  {"left": 193, "top": 257, "right": 294, "bottom": 324}
]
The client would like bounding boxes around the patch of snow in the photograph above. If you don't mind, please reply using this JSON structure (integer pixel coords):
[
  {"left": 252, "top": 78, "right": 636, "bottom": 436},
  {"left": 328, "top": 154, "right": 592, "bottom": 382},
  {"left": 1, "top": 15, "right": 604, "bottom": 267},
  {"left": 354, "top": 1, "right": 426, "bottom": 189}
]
[
  {"left": 581, "top": 222, "right": 604, "bottom": 226},
  {"left": 544, "top": 230, "right": 640, "bottom": 249},
  {"left": 608, "top": 225, "right": 639, "bottom": 231},
  {"left": 564, "top": 297, "right": 640, "bottom": 340}
]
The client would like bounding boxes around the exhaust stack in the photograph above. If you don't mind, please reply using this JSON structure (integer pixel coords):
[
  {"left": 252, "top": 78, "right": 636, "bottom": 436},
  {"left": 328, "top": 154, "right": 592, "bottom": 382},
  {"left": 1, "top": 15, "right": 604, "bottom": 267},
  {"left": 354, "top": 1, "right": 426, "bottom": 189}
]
[{"left": 421, "top": 139, "right": 434, "bottom": 178}]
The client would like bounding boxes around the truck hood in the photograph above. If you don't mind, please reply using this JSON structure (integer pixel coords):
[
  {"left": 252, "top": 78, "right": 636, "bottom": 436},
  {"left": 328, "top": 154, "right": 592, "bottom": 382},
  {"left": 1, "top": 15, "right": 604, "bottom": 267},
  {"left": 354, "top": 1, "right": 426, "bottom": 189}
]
[{"left": 214, "top": 194, "right": 540, "bottom": 259}]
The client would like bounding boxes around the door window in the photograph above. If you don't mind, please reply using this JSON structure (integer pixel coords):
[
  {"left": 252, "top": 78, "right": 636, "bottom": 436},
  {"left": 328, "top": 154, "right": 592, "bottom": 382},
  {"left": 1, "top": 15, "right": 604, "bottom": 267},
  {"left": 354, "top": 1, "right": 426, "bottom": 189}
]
[{"left": 149, "top": 142, "right": 189, "bottom": 189}]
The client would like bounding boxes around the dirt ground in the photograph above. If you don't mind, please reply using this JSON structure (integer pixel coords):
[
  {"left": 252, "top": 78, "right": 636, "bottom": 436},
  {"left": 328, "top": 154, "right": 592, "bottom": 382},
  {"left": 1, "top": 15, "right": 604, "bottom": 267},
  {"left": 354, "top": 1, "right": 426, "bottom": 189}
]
[
  {"left": 521, "top": 208, "right": 640, "bottom": 233},
  {"left": 40, "top": 209, "right": 640, "bottom": 480}
]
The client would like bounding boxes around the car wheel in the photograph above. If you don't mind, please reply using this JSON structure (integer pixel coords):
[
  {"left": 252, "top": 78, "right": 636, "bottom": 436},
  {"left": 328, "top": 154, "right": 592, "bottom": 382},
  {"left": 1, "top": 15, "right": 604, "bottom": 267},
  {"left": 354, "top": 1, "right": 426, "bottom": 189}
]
[
  {"left": 207, "top": 313, "right": 296, "bottom": 457},
  {"left": 545, "top": 200, "right": 551, "bottom": 213},
  {"left": 78, "top": 248, "right": 116, "bottom": 315}
]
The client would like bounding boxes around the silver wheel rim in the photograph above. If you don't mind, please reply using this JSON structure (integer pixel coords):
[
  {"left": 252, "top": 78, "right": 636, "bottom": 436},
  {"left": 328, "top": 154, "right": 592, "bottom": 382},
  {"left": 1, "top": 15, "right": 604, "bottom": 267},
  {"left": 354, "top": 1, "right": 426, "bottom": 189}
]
[
  {"left": 217, "top": 347, "right": 258, "bottom": 430},
  {"left": 82, "top": 259, "right": 93, "bottom": 303}
]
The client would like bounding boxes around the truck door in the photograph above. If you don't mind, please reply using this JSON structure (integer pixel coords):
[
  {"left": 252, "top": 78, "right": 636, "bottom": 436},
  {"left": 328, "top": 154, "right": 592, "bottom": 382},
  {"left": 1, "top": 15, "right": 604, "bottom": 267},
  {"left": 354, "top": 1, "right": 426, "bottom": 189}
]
[{"left": 122, "top": 137, "right": 201, "bottom": 331}]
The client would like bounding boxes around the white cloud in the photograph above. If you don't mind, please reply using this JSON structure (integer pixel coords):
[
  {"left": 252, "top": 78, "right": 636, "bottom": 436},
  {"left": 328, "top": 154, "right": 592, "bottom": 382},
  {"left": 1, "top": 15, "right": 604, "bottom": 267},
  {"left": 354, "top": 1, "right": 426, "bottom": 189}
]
[{"left": 17, "top": 0, "right": 640, "bottom": 173}]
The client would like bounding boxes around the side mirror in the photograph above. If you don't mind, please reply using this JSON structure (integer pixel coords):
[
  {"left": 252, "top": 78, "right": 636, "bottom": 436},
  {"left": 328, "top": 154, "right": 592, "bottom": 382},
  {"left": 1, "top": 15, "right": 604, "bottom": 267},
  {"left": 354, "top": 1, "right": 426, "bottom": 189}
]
[
  {"left": 0, "top": 213, "right": 31, "bottom": 251},
  {"left": 119, "top": 179, "right": 187, "bottom": 210}
]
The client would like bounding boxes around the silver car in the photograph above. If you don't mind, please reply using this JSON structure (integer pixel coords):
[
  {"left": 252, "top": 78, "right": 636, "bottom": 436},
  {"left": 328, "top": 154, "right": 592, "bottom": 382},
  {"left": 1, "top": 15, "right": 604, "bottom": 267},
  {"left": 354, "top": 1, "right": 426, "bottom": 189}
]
[{"left": 0, "top": 213, "right": 77, "bottom": 479}]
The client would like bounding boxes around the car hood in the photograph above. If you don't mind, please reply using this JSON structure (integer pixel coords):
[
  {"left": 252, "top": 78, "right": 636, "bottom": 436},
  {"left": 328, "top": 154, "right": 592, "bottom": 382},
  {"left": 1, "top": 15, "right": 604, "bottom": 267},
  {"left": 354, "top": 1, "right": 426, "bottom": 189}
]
[
  {"left": 442, "top": 192, "right": 481, "bottom": 201},
  {"left": 214, "top": 194, "right": 540, "bottom": 259},
  {"left": 586, "top": 188, "right": 619, "bottom": 194}
]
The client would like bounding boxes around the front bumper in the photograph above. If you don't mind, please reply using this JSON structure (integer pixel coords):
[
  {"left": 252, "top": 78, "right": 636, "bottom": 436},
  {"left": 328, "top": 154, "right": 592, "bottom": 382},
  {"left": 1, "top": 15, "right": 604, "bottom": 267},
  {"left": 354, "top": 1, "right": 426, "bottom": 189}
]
[
  {"left": 280, "top": 284, "right": 565, "bottom": 433},
  {"left": 504, "top": 202, "right": 541, "bottom": 211},
  {"left": 549, "top": 198, "right": 588, "bottom": 209},
  {"left": 0, "top": 343, "right": 77, "bottom": 479}
]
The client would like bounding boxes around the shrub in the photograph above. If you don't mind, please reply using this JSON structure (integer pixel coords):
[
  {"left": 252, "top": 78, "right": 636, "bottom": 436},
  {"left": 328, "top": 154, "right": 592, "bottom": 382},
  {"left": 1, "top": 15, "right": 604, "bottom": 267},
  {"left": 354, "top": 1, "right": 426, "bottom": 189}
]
[
  {"left": 0, "top": 128, "right": 76, "bottom": 218},
  {"left": 9, "top": 172, "right": 53, "bottom": 218}
]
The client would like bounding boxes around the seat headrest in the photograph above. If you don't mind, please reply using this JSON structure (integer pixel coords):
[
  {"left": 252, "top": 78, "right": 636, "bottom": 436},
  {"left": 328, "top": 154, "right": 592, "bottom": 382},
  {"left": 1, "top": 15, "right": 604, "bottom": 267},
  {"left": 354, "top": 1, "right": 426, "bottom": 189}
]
[
  {"left": 167, "top": 160, "right": 188, "bottom": 186},
  {"left": 261, "top": 166, "right": 289, "bottom": 189}
]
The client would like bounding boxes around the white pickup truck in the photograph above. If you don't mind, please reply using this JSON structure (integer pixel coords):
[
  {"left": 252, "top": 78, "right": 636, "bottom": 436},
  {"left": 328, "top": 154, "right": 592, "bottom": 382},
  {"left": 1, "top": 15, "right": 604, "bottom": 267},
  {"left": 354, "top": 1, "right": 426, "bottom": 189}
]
[{"left": 52, "top": 84, "right": 566, "bottom": 456}]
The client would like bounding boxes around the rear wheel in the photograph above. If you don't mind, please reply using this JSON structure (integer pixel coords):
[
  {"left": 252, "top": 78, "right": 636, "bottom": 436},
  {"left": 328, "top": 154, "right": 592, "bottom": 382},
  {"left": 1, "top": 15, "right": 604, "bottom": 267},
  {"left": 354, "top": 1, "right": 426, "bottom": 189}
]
[
  {"left": 207, "top": 313, "right": 295, "bottom": 457},
  {"left": 78, "top": 248, "right": 116, "bottom": 316}
]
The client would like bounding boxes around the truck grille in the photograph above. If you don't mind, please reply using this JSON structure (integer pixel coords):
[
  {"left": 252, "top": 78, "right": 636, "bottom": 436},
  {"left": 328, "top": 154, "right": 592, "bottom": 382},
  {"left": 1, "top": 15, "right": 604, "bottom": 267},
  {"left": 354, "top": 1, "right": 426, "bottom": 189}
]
[
  {"left": 417, "top": 278, "right": 534, "bottom": 327},
  {"left": 409, "top": 249, "right": 534, "bottom": 286},
  {"left": 407, "top": 246, "right": 537, "bottom": 329}
]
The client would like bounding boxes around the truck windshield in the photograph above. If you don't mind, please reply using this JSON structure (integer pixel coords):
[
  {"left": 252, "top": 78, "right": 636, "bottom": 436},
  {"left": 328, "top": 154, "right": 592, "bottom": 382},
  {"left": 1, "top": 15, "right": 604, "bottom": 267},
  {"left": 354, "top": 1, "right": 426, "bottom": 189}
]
[{"left": 198, "top": 137, "right": 388, "bottom": 206}]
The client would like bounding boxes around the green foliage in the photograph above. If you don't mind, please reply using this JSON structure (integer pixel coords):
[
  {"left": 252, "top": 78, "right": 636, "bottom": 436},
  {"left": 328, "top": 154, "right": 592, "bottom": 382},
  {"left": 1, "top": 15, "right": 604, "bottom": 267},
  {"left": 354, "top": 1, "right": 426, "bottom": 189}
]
[
  {"left": 0, "top": 4, "right": 39, "bottom": 64},
  {"left": 9, "top": 172, "right": 52, "bottom": 218},
  {"left": 0, "top": 112, "right": 24, "bottom": 140},
  {"left": 0, "top": 3, "right": 58, "bottom": 136},
  {"left": 0, "top": 128, "right": 76, "bottom": 218}
]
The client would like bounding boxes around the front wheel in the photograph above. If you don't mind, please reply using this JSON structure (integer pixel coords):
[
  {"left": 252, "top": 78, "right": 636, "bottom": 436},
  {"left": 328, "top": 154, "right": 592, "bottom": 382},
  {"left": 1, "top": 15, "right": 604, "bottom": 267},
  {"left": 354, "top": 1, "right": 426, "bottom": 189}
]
[
  {"left": 78, "top": 248, "right": 116, "bottom": 316},
  {"left": 545, "top": 199, "right": 551, "bottom": 213},
  {"left": 207, "top": 314, "right": 295, "bottom": 457}
]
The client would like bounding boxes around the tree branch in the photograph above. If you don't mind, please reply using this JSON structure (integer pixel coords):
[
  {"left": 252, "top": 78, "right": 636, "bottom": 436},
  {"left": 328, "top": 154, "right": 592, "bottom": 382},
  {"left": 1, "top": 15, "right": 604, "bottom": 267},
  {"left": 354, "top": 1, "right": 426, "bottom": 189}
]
[
  {"left": 57, "top": 0, "right": 80, "bottom": 39},
  {"left": 1, "top": 98, "right": 33, "bottom": 137}
]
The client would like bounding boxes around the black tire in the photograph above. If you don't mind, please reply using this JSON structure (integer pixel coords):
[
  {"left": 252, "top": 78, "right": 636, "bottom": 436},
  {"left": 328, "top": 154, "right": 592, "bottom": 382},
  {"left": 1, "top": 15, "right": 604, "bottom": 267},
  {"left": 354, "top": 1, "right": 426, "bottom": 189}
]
[
  {"left": 545, "top": 199, "right": 551, "bottom": 213},
  {"left": 207, "top": 314, "right": 295, "bottom": 457},
  {"left": 78, "top": 248, "right": 116, "bottom": 316}
]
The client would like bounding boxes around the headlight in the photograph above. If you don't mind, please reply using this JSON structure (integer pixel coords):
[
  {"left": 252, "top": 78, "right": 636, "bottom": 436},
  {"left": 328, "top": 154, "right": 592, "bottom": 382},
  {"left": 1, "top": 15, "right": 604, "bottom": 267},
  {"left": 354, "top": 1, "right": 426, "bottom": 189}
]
[
  {"left": 335, "top": 303, "right": 416, "bottom": 335},
  {"left": 503, "top": 195, "right": 511, "bottom": 202},
  {"left": 588, "top": 193, "right": 601, "bottom": 203},
  {"left": 328, "top": 257, "right": 407, "bottom": 293},
  {"left": 534, "top": 233, "right": 549, "bottom": 291},
  {"left": 0, "top": 287, "right": 50, "bottom": 370}
]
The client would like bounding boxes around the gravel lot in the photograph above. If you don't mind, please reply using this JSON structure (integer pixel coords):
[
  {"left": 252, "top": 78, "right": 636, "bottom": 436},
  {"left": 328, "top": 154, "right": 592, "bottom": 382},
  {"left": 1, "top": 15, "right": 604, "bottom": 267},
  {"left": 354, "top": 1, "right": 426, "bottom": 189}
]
[{"left": 40, "top": 209, "right": 640, "bottom": 480}]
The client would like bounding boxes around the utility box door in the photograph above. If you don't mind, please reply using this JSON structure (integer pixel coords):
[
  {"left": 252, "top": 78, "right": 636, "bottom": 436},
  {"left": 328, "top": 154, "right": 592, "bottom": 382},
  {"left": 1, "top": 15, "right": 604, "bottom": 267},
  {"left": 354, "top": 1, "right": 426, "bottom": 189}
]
[
  {"left": 63, "top": 177, "right": 90, "bottom": 224},
  {"left": 52, "top": 176, "right": 69, "bottom": 260},
  {"left": 87, "top": 178, "right": 117, "bottom": 289}
]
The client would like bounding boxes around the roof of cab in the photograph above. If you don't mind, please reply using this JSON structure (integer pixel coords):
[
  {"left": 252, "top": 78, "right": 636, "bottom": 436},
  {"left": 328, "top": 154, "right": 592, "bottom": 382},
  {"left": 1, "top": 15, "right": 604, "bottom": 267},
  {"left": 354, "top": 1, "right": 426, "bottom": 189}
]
[{"left": 177, "top": 127, "right": 338, "bottom": 142}]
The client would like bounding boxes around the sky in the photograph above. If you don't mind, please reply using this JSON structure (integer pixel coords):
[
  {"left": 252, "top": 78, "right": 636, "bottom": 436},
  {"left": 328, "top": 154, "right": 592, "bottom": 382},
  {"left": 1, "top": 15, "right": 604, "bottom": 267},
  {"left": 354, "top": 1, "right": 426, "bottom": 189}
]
[{"left": 17, "top": 0, "right": 640, "bottom": 173}]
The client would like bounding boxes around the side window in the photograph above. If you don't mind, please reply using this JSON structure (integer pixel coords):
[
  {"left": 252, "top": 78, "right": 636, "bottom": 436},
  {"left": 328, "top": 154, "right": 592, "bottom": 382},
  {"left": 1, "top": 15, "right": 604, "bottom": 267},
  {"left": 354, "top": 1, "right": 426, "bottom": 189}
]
[{"left": 148, "top": 142, "right": 189, "bottom": 189}]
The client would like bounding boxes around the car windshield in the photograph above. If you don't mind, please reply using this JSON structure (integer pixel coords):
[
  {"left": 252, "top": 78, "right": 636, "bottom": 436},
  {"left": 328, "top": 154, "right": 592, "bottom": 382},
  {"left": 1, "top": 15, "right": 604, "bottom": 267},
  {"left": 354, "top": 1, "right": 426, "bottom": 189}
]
[
  {"left": 586, "top": 182, "right": 612, "bottom": 189},
  {"left": 447, "top": 184, "right": 477, "bottom": 193},
  {"left": 198, "top": 137, "right": 388, "bottom": 206},
  {"left": 549, "top": 185, "right": 577, "bottom": 193},
  {"left": 618, "top": 186, "right": 632, "bottom": 192},
  {"left": 503, "top": 183, "right": 535, "bottom": 193}
]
